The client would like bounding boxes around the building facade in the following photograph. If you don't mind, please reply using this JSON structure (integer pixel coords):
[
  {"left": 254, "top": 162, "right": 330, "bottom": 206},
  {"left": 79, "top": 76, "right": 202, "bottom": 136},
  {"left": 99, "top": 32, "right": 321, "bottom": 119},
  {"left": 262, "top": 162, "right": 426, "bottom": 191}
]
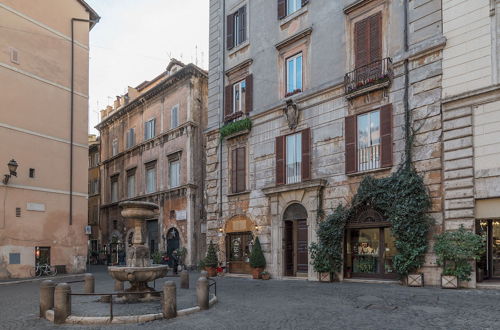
[
  {"left": 88, "top": 134, "right": 102, "bottom": 263},
  {"left": 96, "top": 60, "right": 208, "bottom": 268},
  {"left": 441, "top": 0, "right": 500, "bottom": 283},
  {"left": 0, "top": 0, "right": 98, "bottom": 278},
  {"left": 206, "top": 0, "right": 445, "bottom": 283}
]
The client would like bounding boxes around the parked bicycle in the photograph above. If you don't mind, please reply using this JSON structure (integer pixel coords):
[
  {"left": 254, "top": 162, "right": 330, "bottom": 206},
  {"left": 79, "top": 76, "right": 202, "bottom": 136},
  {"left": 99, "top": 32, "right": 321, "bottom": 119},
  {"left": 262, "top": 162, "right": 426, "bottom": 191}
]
[{"left": 30, "top": 264, "right": 57, "bottom": 277}]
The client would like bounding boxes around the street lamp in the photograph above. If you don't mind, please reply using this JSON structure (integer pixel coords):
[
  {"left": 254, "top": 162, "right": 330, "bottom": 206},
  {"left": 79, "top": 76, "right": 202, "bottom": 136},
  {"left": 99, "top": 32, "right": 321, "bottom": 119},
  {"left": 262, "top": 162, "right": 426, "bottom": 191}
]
[{"left": 3, "top": 159, "right": 18, "bottom": 185}]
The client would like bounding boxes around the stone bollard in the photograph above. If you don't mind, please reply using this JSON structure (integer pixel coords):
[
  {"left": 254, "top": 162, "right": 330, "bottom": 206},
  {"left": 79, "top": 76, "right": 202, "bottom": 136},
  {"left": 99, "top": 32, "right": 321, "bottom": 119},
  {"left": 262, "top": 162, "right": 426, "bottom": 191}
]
[
  {"left": 162, "top": 281, "right": 177, "bottom": 319},
  {"left": 83, "top": 273, "right": 95, "bottom": 294},
  {"left": 200, "top": 270, "right": 208, "bottom": 278},
  {"left": 39, "top": 280, "right": 56, "bottom": 318},
  {"left": 196, "top": 277, "right": 209, "bottom": 310},
  {"left": 114, "top": 279, "right": 124, "bottom": 292},
  {"left": 54, "top": 283, "right": 71, "bottom": 324},
  {"left": 180, "top": 270, "right": 189, "bottom": 289}
]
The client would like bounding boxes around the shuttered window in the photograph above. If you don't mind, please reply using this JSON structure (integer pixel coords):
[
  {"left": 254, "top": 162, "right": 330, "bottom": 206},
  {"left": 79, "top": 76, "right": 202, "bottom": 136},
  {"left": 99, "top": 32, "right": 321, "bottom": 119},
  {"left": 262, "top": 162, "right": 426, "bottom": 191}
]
[
  {"left": 227, "top": 6, "right": 247, "bottom": 50},
  {"left": 144, "top": 119, "right": 156, "bottom": 140},
  {"left": 127, "top": 172, "right": 136, "bottom": 198},
  {"left": 279, "top": 0, "right": 309, "bottom": 19},
  {"left": 286, "top": 53, "right": 303, "bottom": 95},
  {"left": 231, "top": 147, "right": 246, "bottom": 193},
  {"left": 169, "top": 159, "right": 180, "bottom": 188},
  {"left": 145, "top": 163, "right": 157, "bottom": 194},
  {"left": 171, "top": 105, "right": 179, "bottom": 129},
  {"left": 126, "top": 128, "right": 135, "bottom": 149},
  {"left": 275, "top": 128, "right": 311, "bottom": 185},
  {"left": 354, "top": 12, "right": 382, "bottom": 69},
  {"left": 345, "top": 104, "right": 392, "bottom": 174},
  {"left": 225, "top": 75, "right": 253, "bottom": 120}
]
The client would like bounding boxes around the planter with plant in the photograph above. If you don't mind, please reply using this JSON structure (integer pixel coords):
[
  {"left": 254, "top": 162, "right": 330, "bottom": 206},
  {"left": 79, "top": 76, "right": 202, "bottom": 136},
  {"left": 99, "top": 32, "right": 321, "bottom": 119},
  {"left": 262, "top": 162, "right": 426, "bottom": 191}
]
[
  {"left": 261, "top": 271, "right": 271, "bottom": 280},
  {"left": 204, "top": 240, "right": 218, "bottom": 277},
  {"left": 220, "top": 118, "right": 252, "bottom": 140},
  {"left": 434, "top": 225, "right": 485, "bottom": 289},
  {"left": 249, "top": 237, "right": 266, "bottom": 279}
]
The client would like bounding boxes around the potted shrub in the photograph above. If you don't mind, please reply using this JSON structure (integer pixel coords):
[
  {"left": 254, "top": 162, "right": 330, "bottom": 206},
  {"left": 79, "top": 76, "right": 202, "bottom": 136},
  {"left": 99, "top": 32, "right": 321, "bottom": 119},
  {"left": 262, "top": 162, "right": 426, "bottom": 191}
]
[
  {"left": 309, "top": 242, "right": 333, "bottom": 282},
  {"left": 261, "top": 271, "right": 271, "bottom": 280},
  {"left": 249, "top": 237, "right": 266, "bottom": 279},
  {"left": 204, "top": 240, "right": 218, "bottom": 277},
  {"left": 434, "top": 225, "right": 485, "bottom": 289}
]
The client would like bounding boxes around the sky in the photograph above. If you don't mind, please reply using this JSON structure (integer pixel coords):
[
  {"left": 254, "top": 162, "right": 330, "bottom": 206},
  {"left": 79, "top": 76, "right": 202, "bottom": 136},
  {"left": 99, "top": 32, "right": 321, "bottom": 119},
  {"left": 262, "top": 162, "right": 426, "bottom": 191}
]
[{"left": 87, "top": 0, "right": 209, "bottom": 135}]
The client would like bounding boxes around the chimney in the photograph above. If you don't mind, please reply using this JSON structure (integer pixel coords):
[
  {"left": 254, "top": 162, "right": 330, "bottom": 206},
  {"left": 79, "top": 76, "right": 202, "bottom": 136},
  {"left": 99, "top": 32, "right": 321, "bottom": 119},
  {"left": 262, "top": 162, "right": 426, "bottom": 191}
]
[{"left": 113, "top": 96, "right": 121, "bottom": 109}]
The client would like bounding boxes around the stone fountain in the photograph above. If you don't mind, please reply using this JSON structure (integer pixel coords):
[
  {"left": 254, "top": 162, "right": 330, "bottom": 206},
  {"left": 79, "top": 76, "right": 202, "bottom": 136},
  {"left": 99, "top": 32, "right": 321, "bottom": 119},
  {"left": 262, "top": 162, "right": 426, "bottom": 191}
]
[{"left": 108, "top": 201, "right": 168, "bottom": 301}]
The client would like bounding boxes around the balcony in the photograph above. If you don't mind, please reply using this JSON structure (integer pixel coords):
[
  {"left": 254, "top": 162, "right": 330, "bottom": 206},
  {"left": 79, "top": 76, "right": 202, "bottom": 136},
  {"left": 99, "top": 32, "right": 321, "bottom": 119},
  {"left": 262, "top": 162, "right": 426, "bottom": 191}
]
[{"left": 344, "top": 58, "right": 393, "bottom": 99}]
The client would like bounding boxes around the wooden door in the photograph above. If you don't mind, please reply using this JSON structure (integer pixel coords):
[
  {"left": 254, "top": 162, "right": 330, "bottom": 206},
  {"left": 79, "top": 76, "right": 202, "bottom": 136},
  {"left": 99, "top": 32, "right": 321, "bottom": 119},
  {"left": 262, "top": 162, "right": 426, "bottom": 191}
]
[
  {"left": 284, "top": 221, "right": 294, "bottom": 276},
  {"left": 297, "top": 220, "right": 308, "bottom": 273}
]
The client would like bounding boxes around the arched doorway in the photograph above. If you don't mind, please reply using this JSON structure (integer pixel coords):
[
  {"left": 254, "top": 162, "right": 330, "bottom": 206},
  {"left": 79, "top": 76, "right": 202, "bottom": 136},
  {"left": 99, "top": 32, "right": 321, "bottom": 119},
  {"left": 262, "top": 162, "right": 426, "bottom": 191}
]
[
  {"left": 283, "top": 203, "right": 308, "bottom": 277},
  {"left": 225, "top": 215, "right": 255, "bottom": 274},
  {"left": 166, "top": 228, "right": 180, "bottom": 269}
]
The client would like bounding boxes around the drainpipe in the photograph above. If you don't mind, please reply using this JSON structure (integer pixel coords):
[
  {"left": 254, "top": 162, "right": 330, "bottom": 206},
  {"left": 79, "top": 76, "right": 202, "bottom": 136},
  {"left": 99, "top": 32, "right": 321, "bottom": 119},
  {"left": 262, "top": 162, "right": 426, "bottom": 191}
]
[
  {"left": 403, "top": 0, "right": 411, "bottom": 167},
  {"left": 218, "top": 0, "right": 226, "bottom": 219},
  {"left": 70, "top": 18, "right": 99, "bottom": 225}
]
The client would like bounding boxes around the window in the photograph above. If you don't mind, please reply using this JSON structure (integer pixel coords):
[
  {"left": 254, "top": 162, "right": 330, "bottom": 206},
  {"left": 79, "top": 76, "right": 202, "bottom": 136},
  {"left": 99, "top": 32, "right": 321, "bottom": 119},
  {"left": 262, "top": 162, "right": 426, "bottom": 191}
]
[
  {"left": 145, "top": 164, "right": 157, "bottom": 193},
  {"left": 169, "top": 159, "right": 180, "bottom": 188},
  {"left": 171, "top": 105, "right": 179, "bottom": 129},
  {"left": 112, "top": 139, "right": 118, "bottom": 156},
  {"left": 92, "top": 152, "right": 99, "bottom": 166},
  {"left": 345, "top": 104, "right": 392, "bottom": 174},
  {"left": 278, "top": 0, "right": 309, "bottom": 19},
  {"left": 90, "top": 179, "right": 99, "bottom": 195},
  {"left": 227, "top": 6, "right": 247, "bottom": 50},
  {"left": 111, "top": 176, "right": 118, "bottom": 203},
  {"left": 9, "top": 253, "right": 20, "bottom": 265},
  {"left": 286, "top": 53, "right": 303, "bottom": 96},
  {"left": 231, "top": 147, "right": 246, "bottom": 193},
  {"left": 233, "top": 80, "right": 246, "bottom": 114},
  {"left": 286, "top": 133, "right": 302, "bottom": 184},
  {"left": 113, "top": 220, "right": 118, "bottom": 230},
  {"left": 127, "top": 172, "right": 136, "bottom": 198},
  {"left": 16, "top": 207, "right": 21, "bottom": 217},
  {"left": 357, "top": 110, "right": 380, "bottom": 171},
  {"left": 126, "top": 128, "right": 135, "bottom": 149},
  {"left": 276, "top": 129, "right": 310, "bottom": 185},
  {"left": 29, "top": 168, "right": 35, "bottom": 178},
  {"left": 144, "top": 119, "right": 156, "bottom": 140},
  {"left": 225, "top": 75, "right": 253, "bottom": 120}
]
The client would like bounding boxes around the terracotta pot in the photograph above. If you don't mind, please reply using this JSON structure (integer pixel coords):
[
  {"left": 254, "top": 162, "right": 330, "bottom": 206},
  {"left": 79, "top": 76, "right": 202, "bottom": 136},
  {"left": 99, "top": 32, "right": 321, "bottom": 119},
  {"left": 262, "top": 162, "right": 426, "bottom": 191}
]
[
  {"left": 261, "top": 273, "right": 270, "bottom": 280},
  {"left": 252, "top": 267, "right": 263, "bottom": 279},
  {"left": 206, "top": 266, "right": 217, "bottom": 277},
  {"left": 441, "top": 275, "right": 458, "bottom": 289}
]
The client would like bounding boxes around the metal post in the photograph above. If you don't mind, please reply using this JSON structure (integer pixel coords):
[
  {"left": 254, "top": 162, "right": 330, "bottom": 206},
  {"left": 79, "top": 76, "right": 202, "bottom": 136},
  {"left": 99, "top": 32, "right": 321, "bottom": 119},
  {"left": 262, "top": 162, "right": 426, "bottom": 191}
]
[
  {"left": 39, "top": 280, "right": 56, "bottom": 318},
  {"left": 162, "top": 281, "right": 177, "bottom": 319},
  {"left": 84, "top": 273, "right": 95, "bottom": 293},
  {"left": 180, "top": 270, "right": 189, "bottom": 289},
  {"left": 54, "top": 283, "right": 71, "bottom": 324},
  {"left": 109, "top": 295, "right": 113, "bottom": 321},
  {"left": 196, "top": 277, "right": 209, "bottom": 310}
]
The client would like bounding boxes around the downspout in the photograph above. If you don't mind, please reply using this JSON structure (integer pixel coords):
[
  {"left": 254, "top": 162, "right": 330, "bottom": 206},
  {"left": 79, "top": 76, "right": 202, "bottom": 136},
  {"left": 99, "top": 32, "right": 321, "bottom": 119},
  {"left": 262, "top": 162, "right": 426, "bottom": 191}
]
[
  {"left": 403, "top": 0, "right": 411, "bottom": 168},
  {"left": 218, "top": 0, "right": 226, "bottom": 219},
  {"left": 70, "top": 18, "right": 99, "bottom": 225}
]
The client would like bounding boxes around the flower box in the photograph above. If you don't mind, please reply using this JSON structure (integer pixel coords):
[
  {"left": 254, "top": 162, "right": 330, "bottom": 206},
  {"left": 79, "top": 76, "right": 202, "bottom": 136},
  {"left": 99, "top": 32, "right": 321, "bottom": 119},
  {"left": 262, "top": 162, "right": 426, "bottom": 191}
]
[
  {"left": 441, "top": 275, "right": 458, "bottom": 289},
  {"left": 319, "top": 272, "right": 332, "bottom": 282},
  {"left": 407, "top": 273, "right": 424, "bottom": 287}
]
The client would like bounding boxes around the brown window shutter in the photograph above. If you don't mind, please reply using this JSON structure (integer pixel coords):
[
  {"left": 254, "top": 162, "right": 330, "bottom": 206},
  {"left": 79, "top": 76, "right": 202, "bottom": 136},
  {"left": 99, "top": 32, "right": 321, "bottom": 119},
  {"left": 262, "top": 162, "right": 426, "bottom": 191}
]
[
  {"left": 276, "top": 136, "right": 285, "bottom": 185},
  {"left": 239, "top": 6, "right": 247, "bottom": 43},
  {"left": 237, "top": 147, "right": 246, "bottom": 192},
  {"left": 278, "top": 0, "right": 286, "bottom": 19},
  {"left": 231, "top": 148, "right": 238, "bottom": 193},
  {"left": 354, "top": 18, "right": 369, "bottom": 69},
  {"left": 301, "top": 128, "right": 311, "bottom": 181},
  {"left": 345, "top": 115, "right": 357, "bottom": 174},
  {"left": 225, "top": 84, "right": 233, "bottom": 119},
  {"left": 227, "top": 14, "right": 234, "bottom": 50},
  {"left": 380, "top": 104, "right": 393, "bottom": 168},
  {"left": 369, "top": 12, "right": 382, "bottom": 63},
  {"left": 245, "top": 74, "right": 253, "bottom": 113}
]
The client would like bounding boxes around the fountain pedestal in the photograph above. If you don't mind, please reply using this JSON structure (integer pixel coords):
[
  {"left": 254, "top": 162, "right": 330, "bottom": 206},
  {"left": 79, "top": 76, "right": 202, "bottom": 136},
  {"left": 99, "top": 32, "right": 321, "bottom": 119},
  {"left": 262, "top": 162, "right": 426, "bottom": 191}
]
[{"left": 108, "top": 201, "right": 168, "bottom": 302}]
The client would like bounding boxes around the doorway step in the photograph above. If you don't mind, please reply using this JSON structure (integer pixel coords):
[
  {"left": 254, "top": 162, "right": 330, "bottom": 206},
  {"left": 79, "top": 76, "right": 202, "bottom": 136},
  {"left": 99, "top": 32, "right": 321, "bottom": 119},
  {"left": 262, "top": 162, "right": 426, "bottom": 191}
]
[{"left": 477, "top": 281, "right": 500, "bottom": 290}]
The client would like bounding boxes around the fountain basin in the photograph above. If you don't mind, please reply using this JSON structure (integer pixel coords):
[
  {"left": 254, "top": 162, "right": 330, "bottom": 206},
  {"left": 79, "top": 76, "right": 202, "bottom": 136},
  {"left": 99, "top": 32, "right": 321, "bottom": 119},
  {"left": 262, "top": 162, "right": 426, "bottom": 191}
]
[{"left": 108, "top": 265, "right": 168, "bottom": 284}]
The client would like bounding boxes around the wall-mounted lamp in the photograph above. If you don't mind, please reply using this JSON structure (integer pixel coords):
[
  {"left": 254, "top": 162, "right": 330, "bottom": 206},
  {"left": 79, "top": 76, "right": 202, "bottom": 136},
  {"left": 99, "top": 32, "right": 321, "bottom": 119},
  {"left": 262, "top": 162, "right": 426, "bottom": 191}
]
[
  {"left": 3, "top": 159, "right": 18, "bottom": 185},
  {"left": 254, "top": 225, "right": 260, "bottom": 231}
]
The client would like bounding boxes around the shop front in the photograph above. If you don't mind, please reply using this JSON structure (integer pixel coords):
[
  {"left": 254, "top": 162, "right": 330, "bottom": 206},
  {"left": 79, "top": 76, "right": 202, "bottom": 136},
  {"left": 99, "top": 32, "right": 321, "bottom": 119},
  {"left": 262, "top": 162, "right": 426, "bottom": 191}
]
[
  {"left": 344, "top": 208, "right": 398, "bottom": 279},
  {"left": 225, "top": 215, "right": 255, "bottom": 275},
  {"left": 476, "top": 198, "right": 500, "bottom": 281}
]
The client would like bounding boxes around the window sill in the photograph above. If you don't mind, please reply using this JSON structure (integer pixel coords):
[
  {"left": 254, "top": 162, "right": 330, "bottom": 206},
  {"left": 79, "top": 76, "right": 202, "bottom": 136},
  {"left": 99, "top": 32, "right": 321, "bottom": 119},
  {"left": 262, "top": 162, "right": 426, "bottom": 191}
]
[
  {"left": 224, "top": 111, "right": 244, "bottom": 123},
  {"left": 227, "top": 190, "right": 250, "bottom": 197},
  {"left": 280, "top": 5, "right": 308, "bottom": 27},
  {"left": 346, "top": 166, "right": 392, "bottom": 177},
  {"left": 228, "top": 40, "right": 250, "bottom": 56}
]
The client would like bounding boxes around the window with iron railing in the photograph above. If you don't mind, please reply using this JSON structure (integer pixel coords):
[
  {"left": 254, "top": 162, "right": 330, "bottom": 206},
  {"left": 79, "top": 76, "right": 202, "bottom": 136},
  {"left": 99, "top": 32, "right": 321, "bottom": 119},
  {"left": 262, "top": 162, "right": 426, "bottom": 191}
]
[
  {"left": 286, "top": 132, "right": 302, "bottom": 184},
  {"left": 357, "top": 110, "right": 380, "bottom": 171}
]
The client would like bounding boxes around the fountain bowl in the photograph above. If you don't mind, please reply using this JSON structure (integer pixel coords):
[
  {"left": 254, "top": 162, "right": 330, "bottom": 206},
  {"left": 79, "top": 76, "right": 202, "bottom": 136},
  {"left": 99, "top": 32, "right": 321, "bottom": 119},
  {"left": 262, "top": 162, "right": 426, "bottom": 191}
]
[{"left": 108, "top": 265, "right": 168, "bottom": 283}]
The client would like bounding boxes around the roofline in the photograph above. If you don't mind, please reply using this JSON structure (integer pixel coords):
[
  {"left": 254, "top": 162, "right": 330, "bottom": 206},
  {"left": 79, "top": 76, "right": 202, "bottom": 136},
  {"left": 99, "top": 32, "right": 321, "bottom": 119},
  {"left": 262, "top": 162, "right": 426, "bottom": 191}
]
[
  {"left": 77, "top": 0, "right": 100, "bottom": 30},
  {"left": 95, "top": 64, "right": 207, "bottom": 130}
]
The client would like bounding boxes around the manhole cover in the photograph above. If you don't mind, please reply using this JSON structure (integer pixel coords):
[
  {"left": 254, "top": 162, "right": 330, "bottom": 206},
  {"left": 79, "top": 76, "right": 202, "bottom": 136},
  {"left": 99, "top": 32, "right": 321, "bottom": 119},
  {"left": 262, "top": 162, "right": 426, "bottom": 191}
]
[{"left": 365, "top": 304, "right": 398, "bottom": 311}]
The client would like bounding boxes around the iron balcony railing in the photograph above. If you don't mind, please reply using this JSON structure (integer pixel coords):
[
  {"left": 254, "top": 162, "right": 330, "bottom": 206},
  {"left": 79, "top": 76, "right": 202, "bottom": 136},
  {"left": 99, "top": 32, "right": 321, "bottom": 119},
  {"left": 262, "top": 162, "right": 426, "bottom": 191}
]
[
  {"left": 344, "top": 57, "right": 393, "bottom": 96},
  {"left": 358, "top": 144, "right": 380, "bottom": 172}
]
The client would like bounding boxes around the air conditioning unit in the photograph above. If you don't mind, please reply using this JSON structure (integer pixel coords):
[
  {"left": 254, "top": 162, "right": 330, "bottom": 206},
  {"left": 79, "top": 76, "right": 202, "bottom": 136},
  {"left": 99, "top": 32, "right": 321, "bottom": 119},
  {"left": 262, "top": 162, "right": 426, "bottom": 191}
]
[{"left": 84, "top": 225, "right": 92, "bottom": 235}]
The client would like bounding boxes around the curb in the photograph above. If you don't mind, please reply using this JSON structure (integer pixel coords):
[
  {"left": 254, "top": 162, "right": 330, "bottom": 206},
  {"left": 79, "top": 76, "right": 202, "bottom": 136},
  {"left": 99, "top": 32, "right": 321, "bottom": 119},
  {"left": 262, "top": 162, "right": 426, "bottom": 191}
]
[{"left": 0, "top": 274, "right": 85, "bottom": 286}]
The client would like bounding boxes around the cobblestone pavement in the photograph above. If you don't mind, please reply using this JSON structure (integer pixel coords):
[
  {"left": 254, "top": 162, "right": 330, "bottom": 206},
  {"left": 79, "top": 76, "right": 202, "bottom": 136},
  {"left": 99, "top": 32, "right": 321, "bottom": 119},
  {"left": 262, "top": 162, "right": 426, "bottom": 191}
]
[{"left": 1, "top": 266, "right": 500, "bottom": 330}]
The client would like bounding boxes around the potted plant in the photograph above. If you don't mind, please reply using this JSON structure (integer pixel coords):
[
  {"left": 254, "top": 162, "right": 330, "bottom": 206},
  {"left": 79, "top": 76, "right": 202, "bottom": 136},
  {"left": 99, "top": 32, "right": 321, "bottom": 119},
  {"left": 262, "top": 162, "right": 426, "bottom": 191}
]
[
  {"left": 434, "top": 225, "right": 485, "bottom": 289},
  {"left": 261, "top": 271, "right": 271, "bottom": 280},
  {"left": 249, "top": 237, "right": 266, "bottom": 279},
  {"left": 204, "top": 240, "right": 218, "bottom": 277},
  {"left": 407, "top": 273, "right": 425, "bottom": 287},
  {"left": 309, "top": 242, "right": 333, "bottom": 282}
]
